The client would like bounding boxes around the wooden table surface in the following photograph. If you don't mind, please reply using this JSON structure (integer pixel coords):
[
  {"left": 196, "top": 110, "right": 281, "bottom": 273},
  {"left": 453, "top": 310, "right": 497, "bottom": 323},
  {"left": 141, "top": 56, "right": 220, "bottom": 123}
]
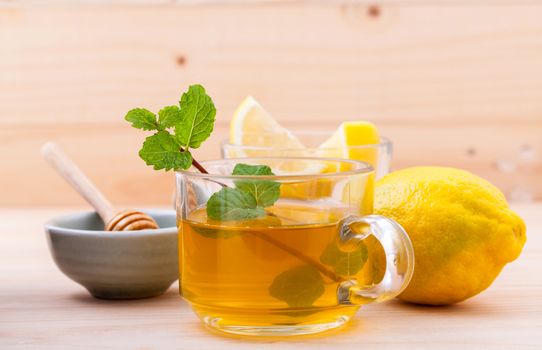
[{"left": 1, "top": 205, "right": 541, "bottom": 350}]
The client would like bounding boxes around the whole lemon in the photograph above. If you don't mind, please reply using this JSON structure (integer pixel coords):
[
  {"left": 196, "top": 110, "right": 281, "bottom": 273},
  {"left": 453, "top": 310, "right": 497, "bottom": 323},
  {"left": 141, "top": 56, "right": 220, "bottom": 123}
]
[{"left": 374, "top": 166, "right": 526, "bottom": 305}]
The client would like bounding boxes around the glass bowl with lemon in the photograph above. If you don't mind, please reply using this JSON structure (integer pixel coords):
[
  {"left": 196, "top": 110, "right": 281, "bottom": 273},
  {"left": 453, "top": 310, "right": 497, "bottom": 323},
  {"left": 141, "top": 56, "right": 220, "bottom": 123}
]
[{"left": 221, "top": 97, "right": 392, "bottom": 179}]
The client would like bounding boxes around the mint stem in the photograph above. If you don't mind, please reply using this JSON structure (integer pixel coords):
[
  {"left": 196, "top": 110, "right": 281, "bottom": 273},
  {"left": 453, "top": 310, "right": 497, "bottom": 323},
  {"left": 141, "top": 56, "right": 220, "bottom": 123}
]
[
  {"left": 191, "top": 158, "right": 208, "bottom": 174},
  {"left": 179, "top": 147, "right": 227, "bottom": 188},
  {"left": 179, "top": 147, "right": 209, "bottom": 174},
  {"left": 247, "top": 231, "right": 342, "bottom": 283}
]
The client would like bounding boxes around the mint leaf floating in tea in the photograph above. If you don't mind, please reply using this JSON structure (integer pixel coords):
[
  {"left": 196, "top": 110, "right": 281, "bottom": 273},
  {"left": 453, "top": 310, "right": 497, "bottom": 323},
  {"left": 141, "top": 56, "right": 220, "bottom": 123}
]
[
  {"left": 139, "top": 131, "right": 192, "bottom": 171},
  {"left": 232, "top": 164, "right": 281, "bottom": 207},
  {"left": 207, "top": 187, "right": 266, "bottom": 221},
  {"left": 269, "top": 265, "right": 325, "bottom": 308},
  {"left": 320, "top": 241, "right": 368, "bottom": 276},
  {"left": 125, "top": 108, "right": 160, "bottom": 131},
  {"left": 176, "top": 84, "right": 216, "bottom": 148},
  {"left": 206, "top": 164, "right": 281, "bottom": 221}
]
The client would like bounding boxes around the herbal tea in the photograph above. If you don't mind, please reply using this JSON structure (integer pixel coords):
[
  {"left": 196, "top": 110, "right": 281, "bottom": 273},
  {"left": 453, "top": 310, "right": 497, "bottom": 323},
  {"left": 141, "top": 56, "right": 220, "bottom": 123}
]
[{"left": 179, "top": 200, "right": 386, "bottom": 328}]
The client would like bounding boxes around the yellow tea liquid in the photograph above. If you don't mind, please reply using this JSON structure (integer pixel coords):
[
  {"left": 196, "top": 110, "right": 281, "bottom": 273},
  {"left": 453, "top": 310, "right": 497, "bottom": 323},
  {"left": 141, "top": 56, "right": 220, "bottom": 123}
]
[{"left": 179, "top": 200, "right": 385, "bottom": 332}]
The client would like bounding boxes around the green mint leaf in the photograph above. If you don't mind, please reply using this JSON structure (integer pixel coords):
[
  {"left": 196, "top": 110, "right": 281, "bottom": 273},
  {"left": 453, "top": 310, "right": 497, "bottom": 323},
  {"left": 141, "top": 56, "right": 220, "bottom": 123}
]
[
  {"left": 139, "top": 131, "right": 192, "bottom": 171},
  {"left": 268, "top": 265, "right": 325, "bottom": 308},
  {"left": 204, "top": 163, "right": 280, "bottom": 222},
  {"left": 125, "top": 108, "right": 159, "bottom": 131},
  {"left": 232, "top": 164, "right": 280, "bottom": 207},
  {"left": 206, "top": 187, "right": 266, "bottom": 221},
  {"left": 320, "top": 241, "right": 368, "bottom": 276},
  {"left": 158, "top": 105, "right": 181, "bottom": 129},
  {"left": 232, "top": 164, "right": 274, "bottom": 176},
  {"left": 176, "top": 84, "right": 216, "bottom": 148}
]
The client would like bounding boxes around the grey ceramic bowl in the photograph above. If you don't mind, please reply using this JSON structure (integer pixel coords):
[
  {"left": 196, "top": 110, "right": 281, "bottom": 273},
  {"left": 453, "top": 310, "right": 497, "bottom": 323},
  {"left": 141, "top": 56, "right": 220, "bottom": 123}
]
[{"left": 44, "top": 209, "right": 179, "bottom": 300}]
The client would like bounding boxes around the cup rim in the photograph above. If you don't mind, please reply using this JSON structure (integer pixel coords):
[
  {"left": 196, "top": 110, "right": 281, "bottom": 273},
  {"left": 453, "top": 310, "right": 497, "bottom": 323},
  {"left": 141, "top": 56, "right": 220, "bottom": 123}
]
[{"left": 177, "top": 156, "right": 374, "bottom": 180}]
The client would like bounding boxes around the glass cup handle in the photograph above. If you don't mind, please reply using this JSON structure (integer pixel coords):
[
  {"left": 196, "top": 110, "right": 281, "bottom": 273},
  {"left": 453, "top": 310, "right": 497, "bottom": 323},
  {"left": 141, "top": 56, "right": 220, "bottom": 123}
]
[{"left": 337, "top": 215, "right": 415, "bottom": 305}]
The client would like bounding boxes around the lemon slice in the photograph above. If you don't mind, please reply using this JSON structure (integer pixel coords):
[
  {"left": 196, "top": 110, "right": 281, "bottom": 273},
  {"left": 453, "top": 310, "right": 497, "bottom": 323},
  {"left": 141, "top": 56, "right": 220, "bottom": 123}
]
[
  {"left": 229, "top": 96, "right": 305, "bottom": 153},
  {"left": 228, "top": 96, "right": 324, "bottom": 176},
  {"left": 318, "top": 121, "right": 379, "bottom": 209},
  {"left": 318, "top": 121, "right": 380, "bottom": 171}
]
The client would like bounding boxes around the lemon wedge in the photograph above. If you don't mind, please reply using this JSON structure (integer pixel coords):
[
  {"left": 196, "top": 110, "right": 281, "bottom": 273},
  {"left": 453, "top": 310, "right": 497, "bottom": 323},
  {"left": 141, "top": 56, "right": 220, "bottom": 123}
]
[
  {"left": 229, "top": 96, "right": 304, "bottom": 154},
  {"left": 318, "top": 121, "right": 379, "bottom": 210},
  {"left": 228, "top": 96, "right": 325, "bottom": 176},
  {"left": 318, "top": 121, "right": 380, "bottom": 171}
]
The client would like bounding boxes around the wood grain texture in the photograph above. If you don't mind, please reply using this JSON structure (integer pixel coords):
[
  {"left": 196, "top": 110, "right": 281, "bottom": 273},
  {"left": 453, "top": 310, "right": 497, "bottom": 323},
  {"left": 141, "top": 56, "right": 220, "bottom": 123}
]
[
  {"left": 0, "top": 204, "right": 540, "bottom": 349},
  {"left": 0, "top": 3, "right": 541, "bottom": 205}
]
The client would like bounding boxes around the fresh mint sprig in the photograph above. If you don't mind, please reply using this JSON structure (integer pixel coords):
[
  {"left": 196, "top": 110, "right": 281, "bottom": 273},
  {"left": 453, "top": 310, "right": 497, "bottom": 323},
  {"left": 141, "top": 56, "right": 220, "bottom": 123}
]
[
  {"left": 125, "top": 86, "right": 279, "bottom": 220},
  {"left": 125, "top": 84, "right": 215, "bottom": 171},
  {"left": 206, "top": 164, "right": 280, "bottom": 221}
]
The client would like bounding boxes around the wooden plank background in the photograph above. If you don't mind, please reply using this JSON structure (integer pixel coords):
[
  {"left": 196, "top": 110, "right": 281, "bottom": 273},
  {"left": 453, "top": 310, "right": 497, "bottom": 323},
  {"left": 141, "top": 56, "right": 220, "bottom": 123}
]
[{"left": 1, "top": 2, "right": 541, "bottom": 206}]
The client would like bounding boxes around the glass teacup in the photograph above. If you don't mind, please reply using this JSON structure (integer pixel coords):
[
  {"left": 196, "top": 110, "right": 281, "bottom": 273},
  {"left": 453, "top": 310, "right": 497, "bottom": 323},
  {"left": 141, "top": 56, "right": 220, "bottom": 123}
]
[{"left": 176, "top": 157, "right": 413, "bottom": 337}]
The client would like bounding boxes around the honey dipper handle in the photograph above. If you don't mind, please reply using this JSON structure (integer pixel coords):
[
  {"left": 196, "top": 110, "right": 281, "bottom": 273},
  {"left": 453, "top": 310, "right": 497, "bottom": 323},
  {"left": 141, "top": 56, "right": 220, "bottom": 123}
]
[{"left": 41, "top": 142, "right": 117, "bottom": 223}]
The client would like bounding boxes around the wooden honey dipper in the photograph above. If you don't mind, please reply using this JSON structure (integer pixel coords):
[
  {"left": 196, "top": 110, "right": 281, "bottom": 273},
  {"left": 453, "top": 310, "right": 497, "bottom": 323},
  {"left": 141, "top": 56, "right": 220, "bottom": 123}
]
[{"left": 42, "top": 142, "right": 159, "bottom": 231}]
